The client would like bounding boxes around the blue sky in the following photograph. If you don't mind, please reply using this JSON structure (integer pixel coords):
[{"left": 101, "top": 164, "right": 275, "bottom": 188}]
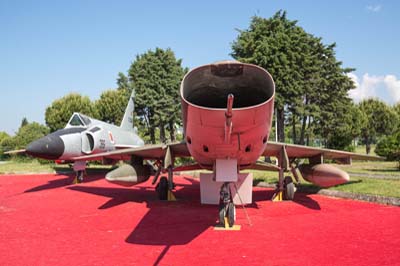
[{"left": 1, "top": 0, "right": 399, "bottom": 135}]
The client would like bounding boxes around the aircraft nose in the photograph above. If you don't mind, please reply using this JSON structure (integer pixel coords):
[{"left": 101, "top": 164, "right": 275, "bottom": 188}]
[{"left": 26, "top": 135, "right": 65, "bottom": 160}]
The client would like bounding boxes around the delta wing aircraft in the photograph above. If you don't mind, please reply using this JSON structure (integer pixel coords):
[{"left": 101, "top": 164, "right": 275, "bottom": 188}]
[
  {"left": 19, "top": 61, "right": 382, "bottom": 227},
  {"left": 11, "top": 91, "right": 144, "bottom": 183},
  {"left": 69, "top": 61, "right": 382, "bottom": 227}
]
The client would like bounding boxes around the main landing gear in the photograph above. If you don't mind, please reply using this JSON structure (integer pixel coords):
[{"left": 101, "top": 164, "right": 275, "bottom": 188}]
[
  {"left": 272, "top": 173, "right": 297, "bottom": 201},
  {"left": 218, "top": 182, "right": 236, "bottom": 228},
  {"left": 154, "top": 166, "right": 176, "bottom": 201},
  {"left": 272, "top": 146, "right": 298, "bottom": 202}
]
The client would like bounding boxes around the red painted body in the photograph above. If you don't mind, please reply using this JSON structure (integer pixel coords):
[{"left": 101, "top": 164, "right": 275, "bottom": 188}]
[{"left": 180, "top": 61, "right": 275, "bottom": 169}]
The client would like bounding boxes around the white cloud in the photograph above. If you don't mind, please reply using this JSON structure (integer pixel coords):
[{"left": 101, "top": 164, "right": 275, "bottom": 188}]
[
  {"left": 366, "top": 4, "right": 382, "bottom": 12},
  {"left": 347, "top": 73, "right": 400, "bottom": 104},
  {"left": 384, "top": 75, "right": 400, "bottom": 102}
]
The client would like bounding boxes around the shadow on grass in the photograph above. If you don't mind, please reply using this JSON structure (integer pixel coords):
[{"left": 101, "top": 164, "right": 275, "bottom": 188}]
[
  {"left": 367, "top": 168, "right": 400, "bottom": 173},
  {"left": 295, "top": 180, "right": 363, "bottom": 195}
]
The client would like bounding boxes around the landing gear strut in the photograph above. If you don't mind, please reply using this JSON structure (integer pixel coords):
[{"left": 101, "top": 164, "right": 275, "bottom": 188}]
[
  {"left": 76, "top": 170, "right": 84, "bottom": 183},
  {"left": 272, "top": 146, "right": 297, "bottom": 201},
  {"left": 72, "top": 170, "right": 85, "bottom": 184},
  {"left": 218, "top": 182, "right": 236, "bottom": 227},
  {"left": 72, "top": 161, "right": 86, "bottom": 184}
]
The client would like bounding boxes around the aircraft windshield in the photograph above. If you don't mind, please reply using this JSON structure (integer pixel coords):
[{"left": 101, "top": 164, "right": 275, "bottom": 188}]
[
  {"left": 80, "top": 114, "right": 92, "bottom": 125},
  {"left": 68, "top": 114, "right": 85, "bottom": 126}
]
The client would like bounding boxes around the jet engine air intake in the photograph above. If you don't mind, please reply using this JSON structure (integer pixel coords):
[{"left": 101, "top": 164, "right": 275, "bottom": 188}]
[
  {"left": 81, "top": 127, "right": 109, "bottom": 154},
  {"left": 181, "top": 61, "right": 275, "bottom": 109}
]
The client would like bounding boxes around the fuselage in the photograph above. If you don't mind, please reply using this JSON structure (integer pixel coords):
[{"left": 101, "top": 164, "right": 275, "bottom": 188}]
[
  {"left": 180, "top": 61, "right": 275, "bottom": 169},
  {"left": 26, "top": 113, "right": 144, "bottom": 161}
]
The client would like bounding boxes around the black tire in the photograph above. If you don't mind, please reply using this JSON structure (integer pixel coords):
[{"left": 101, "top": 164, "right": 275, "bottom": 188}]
[
  {"left": 284, "top": 176, "right": 295, "bottom": 200},
  {"left": 157, "top": 177, "right": 168, "bottom": 200},
  {"left": 227, "top": 202, "right": 236, "bottom": 227},
  {"left": 77, "top": 171, "right": 84, "bottom": 183},
  {"left": 218, "top": 203, "right": 226, "bottom": 226}
]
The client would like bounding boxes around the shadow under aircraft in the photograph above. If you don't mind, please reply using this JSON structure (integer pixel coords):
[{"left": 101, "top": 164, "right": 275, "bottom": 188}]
[{"left": 12, "top": 61, "right": 382, "bottom": 231}]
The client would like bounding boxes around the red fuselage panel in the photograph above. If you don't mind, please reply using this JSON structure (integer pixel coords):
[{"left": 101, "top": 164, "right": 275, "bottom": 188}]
[{"left": 180, "top": 61, "right": 275, "bottom": 168}]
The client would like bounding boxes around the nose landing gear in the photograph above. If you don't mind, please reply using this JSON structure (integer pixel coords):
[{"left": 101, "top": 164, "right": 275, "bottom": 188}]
[
  {"left": 72, "top": 170, "right": 85, "bottom": 184},
  {"left": 216, "top": 182, "right": 240, "bottom": 230}
]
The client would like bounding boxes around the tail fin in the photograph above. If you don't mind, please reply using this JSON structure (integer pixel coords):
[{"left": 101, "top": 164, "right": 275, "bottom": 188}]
[{"left": 120, "top": 90, "right": 135, "bottom": 131}]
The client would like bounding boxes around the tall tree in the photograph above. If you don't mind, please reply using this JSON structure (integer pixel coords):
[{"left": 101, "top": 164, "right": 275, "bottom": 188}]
[
  {"left": 20, "top": 117, "right": 29, "bottom": 128},
  {"left": 393, "top": 103, "right": 400, "bottom": 130},
  {"left": 0, "top": 131, "right": 11, "bottom": 159},
  {"left": 117, "top": 72, "right": 130, "bottom": 91},
  {"left": 95, "top": 89, "right": 129, "bottom": 126},
  {"left": 0, "top": 132, "right": 10, "bottom": 144},
  {"left": 324, "top": 103, "right": 366, "bottom": 150},
  {"left": 45, "top": 93, "right": 97, "bottom": 132},
  {"left": 359, "top": 99, "right": 399, "bottom": 154},
  {"left": 0, "top": 122, "right": 49, "bottom": 154},
  {"left": 13, "top": 122, "right": 49, "bottom": 149},
  {"left": 231, "top": 11, "right": 355, "bottom": 147},
  {"left": 128, "top": 48, "right": 186, "bottom": 143},
  {"left": 375, "top": 132, "right": 400, "bottom": 169},
  {"left": 232, "top": 11, "right": 306, "bottom": 142}
]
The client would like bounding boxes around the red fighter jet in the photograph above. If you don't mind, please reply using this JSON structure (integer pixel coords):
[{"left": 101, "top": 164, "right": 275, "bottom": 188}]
[{"left": 73, "top": 61, "right": 382, "bottom": 228}]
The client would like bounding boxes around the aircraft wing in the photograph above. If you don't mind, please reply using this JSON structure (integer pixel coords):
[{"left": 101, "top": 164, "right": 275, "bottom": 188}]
[
  {"left": 263, "top": 141, "right": 384, "bottom": 162},
  {"left": 72, "top": 140, "right": 383, "bottom": 166},
  {"left": 72, "top": 141, "right": 190, "bottom": 162}
]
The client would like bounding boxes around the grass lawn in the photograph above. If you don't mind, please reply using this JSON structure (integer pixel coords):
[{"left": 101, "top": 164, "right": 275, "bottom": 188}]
[
  {"left": 354, "top": 144, "right": 377, "bottom": 156},
  {"left": 0, "top": 160, "right": 55, "bottom": 174},
  {"left": 246, "top": 161, "right": 400, "bottom": 198},
  {"left": 0, "top": 160, "right": 112, "bottom": 175},
  {"left": 1, "top": 159, "right": 399, "bottom": 198},
  {"left": 336, "top": 161, "right": 400, "bottom": 177}
]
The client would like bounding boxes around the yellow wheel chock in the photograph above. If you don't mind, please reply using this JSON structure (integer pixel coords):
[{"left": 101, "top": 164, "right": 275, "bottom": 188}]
[
  {"left": 167, "top": 190, "right": 176, "bottom": 201},
  {"left": 272, "top": 190, "right": 284, "bottom": 202}
]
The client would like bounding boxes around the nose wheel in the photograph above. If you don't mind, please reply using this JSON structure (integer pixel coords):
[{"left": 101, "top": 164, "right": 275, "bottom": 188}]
[
  {"left": 218, "top": 182, "right": 236, "bottom": 228},
  {"left": 73, "top": 170, "right": 84, "bottom": 184}
]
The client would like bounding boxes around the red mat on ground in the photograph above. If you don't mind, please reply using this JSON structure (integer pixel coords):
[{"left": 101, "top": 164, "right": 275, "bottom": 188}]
[{"left": 0, "top": 173, "right": 399, "bottom": 266}]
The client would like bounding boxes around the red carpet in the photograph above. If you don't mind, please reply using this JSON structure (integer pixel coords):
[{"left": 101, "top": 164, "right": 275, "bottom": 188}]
[{"left": 0, "top": 173, "right": 399, "bottom": 266}]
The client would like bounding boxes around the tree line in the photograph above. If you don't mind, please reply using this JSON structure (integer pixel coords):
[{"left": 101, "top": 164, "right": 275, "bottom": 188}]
[{"left": 1, "top": 11, "right": 399, "bottom": 163}]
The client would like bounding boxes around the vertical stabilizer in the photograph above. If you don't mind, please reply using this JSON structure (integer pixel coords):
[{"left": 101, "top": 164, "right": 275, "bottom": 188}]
[{"left": 120, "top": 90, "right": 135, "bottom": 131}]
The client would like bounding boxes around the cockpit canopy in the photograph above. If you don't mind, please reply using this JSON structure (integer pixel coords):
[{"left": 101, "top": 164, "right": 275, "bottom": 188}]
[{"left": 66, "top": 113, "right": 92, "bottom": 128}]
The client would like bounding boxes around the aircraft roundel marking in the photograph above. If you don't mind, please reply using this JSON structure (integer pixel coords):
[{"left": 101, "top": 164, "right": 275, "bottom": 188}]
[{"left": 108, "top": 131, "right": 115, "bottom": 144}]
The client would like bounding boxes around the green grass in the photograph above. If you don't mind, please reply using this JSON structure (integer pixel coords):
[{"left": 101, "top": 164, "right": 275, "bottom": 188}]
[
  {"left": 1, "top": 159, "right": 399, "bottom": 198},
  {"left": 336, "top": 161, "right": 400, "bottom": 177},
  {"left": 329, "top": 176, "right": 400, "bottom": 198},
  {"left": 0, "top": 160, "right": 55, "bottom": 174},
  {"left": 0, "top": 160, "right": 112, "bottom": 174},
  {"left": 354, "top": 144, "right": 377, "bottom": 156},
  {"left": 248, "top": 161, "right": 400, "bottom": 198}
]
